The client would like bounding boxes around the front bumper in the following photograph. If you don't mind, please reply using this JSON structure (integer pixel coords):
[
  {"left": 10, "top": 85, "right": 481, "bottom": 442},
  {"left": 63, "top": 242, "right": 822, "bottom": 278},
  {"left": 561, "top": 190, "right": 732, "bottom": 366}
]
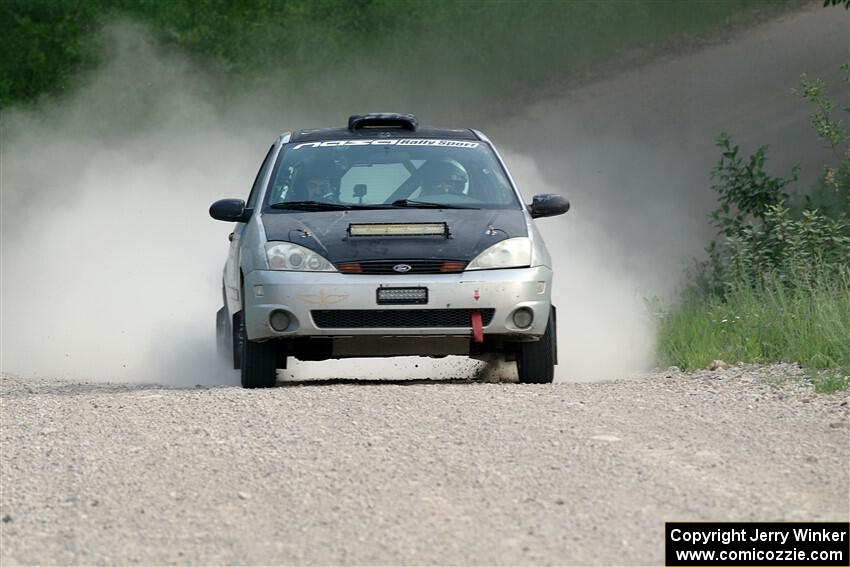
[{"left": 242, "top": 266, "right": 553, "bottom": 341}]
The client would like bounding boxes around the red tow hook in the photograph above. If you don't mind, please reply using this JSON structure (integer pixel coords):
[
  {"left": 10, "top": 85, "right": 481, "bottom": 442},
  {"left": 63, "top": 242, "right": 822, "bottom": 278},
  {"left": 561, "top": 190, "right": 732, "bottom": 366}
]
[{"left": 470, "top": 311, "right": 484, "bottom": 344}]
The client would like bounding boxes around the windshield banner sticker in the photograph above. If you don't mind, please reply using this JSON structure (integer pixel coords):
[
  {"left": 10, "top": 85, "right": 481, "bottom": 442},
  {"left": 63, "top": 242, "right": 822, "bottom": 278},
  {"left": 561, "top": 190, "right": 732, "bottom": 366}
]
[{"left": 292, "top": 139, "right": 479, "bottom": 150}]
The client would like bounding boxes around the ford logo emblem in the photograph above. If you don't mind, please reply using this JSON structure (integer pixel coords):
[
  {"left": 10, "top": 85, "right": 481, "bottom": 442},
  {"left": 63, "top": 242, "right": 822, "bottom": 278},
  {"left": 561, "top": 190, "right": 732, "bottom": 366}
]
[{"left": 393, "top": 264, "right": 412, "bottom": 273}]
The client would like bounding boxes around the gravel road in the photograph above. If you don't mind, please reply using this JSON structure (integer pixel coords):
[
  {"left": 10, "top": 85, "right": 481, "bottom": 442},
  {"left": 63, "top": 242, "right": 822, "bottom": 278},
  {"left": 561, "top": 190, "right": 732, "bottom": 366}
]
[{"left": 1, "top": 365, "right": 847, "bottom": 565}]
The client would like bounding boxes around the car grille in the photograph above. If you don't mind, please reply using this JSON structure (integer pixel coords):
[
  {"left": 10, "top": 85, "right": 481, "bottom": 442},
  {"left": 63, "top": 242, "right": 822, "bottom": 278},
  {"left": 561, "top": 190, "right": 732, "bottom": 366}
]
[
  {"left": 312, "top": 308, "right": 495, "bottom": 329},
  {"left": 336, "top": 259, "right": 467, "bottom": 274}
]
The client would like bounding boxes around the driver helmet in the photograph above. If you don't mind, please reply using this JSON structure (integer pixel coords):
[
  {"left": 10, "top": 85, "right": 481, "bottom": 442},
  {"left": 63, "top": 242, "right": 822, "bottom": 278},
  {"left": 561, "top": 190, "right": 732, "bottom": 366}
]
[
  {"left": 420, "top": 160, "right": 468, "bottom": 196},
  {"left": 292, "top": 163, "right": 336, "bottom": 201}
]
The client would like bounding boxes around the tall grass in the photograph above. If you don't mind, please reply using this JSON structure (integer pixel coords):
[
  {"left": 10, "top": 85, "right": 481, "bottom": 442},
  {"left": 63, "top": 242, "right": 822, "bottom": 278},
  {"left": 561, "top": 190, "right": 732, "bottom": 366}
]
[{"left": 659, "top": 264, "right": 850, "bottom": 391}]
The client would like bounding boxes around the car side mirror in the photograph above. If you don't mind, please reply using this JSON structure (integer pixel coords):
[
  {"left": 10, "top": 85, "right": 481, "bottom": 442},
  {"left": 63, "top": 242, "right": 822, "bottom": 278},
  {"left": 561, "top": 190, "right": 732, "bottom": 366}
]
[
  {"left": 529, "top": 193, "right": 570, "bottom": 219},
  {"left": 209, "top": 199, "right": 252, "bottom": 223}
]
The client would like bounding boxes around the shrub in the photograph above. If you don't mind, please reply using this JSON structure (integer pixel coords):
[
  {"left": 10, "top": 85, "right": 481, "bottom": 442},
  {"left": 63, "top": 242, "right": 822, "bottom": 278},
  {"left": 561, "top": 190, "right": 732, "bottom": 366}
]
[
  {"left": 793, "top": 64, "right": 850, "bottom": 220},
  {"left": 696, "top": 66, "right": 850, "bottom": 297}
]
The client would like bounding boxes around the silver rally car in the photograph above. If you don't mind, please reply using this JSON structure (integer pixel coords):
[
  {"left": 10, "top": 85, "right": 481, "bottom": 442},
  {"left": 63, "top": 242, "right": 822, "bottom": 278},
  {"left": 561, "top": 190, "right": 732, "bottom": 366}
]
[{"left": 211, "top": 113, "right": 569, "bottom": 388}]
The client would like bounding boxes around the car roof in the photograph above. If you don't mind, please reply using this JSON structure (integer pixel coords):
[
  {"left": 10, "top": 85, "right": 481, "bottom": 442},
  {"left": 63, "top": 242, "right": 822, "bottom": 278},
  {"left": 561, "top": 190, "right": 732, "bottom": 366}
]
[
  {"left": 289, "top": 126, "right": 480, "bottom": 143},
  {"left": 286, "top": 113, "right": 482, "bottom": 143}
]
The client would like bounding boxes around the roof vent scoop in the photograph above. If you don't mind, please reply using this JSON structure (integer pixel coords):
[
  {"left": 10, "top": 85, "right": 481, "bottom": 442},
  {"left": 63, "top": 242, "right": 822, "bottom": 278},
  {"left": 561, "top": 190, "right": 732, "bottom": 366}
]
[{"left": 348, "top": 113, "right": 418, "bottom": 132}]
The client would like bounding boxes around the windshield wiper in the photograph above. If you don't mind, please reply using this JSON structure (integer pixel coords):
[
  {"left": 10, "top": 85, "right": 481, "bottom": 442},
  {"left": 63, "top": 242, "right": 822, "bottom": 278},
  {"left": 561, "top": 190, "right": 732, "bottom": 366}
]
[
  {"left": 270, "top": 201, "right": 381, "bottom": 211},
  {"left": 391, "top": 199, "right": 478, "bottom": 210}
]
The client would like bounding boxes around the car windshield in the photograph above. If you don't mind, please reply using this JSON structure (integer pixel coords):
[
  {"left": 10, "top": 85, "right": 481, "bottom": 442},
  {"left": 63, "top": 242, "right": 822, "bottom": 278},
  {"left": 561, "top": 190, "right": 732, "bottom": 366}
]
[{"left": 263, "top": 139, "right": 520, "bottom": 211}]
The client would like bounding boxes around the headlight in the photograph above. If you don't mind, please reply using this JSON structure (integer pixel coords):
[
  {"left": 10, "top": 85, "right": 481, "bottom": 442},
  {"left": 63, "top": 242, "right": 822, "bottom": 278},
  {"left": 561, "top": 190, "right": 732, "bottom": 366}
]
[
  {"left": 265, "top": 242, "right": 336, "bottom": 272},
  {"left": 466, "top": 237, "right": 532, "bottom": 270}
]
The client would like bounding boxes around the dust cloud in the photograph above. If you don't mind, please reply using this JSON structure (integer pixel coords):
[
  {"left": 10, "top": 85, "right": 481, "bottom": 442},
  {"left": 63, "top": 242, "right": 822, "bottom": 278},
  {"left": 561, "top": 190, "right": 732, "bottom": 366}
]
[
  {"left": 1, "top": 24, "right": 264, "bottom": 386},
  {"left": 502, "top": 153, "right": 658, "bottom": 380}
]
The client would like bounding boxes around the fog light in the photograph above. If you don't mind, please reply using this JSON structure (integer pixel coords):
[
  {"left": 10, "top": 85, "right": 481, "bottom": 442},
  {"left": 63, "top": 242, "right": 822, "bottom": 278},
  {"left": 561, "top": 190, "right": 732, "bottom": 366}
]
[
  {"left": 269, "top": 310, "right": 291, "bottom": 331},
  {"left": 512, "top": 307, "right": 534, "bottom": 329}
]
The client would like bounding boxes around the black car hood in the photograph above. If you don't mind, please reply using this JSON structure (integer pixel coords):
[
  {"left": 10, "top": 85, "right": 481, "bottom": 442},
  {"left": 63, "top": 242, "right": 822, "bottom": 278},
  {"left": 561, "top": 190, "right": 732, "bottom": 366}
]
[{"left": 262, "top": 208, "right": 528, "bottom": 263}]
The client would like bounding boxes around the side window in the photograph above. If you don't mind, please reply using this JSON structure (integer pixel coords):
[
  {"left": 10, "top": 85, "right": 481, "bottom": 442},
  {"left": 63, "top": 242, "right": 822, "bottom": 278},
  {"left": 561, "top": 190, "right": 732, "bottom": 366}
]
[{"left": 246, "top": 145, "right": 276, "bottom": 209}]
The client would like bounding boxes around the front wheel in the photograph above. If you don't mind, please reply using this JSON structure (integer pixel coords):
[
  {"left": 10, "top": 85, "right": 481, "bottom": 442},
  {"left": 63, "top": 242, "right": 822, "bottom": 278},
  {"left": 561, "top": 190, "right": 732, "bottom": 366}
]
[
  {"left": 239, "top": 318, "right": 277, "bottom": 389},
  {"left": 516, "top": 306, "right": 557, "bottom": 384}
]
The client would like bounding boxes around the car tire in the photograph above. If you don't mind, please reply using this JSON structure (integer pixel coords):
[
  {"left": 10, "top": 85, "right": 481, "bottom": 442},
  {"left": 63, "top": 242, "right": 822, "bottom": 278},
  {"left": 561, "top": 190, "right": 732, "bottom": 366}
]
[
  {"left": 232, "top": 312, "right": 244, "bottom": 370},
  {"left": 240, "top": 332, "right": 278, "bottom": 389},
  {"left": 216, "top": 307, "right": 230, "bottom": 361},
  {"left": 516, "top": 306, "right": 557, "bottom": 384}
]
